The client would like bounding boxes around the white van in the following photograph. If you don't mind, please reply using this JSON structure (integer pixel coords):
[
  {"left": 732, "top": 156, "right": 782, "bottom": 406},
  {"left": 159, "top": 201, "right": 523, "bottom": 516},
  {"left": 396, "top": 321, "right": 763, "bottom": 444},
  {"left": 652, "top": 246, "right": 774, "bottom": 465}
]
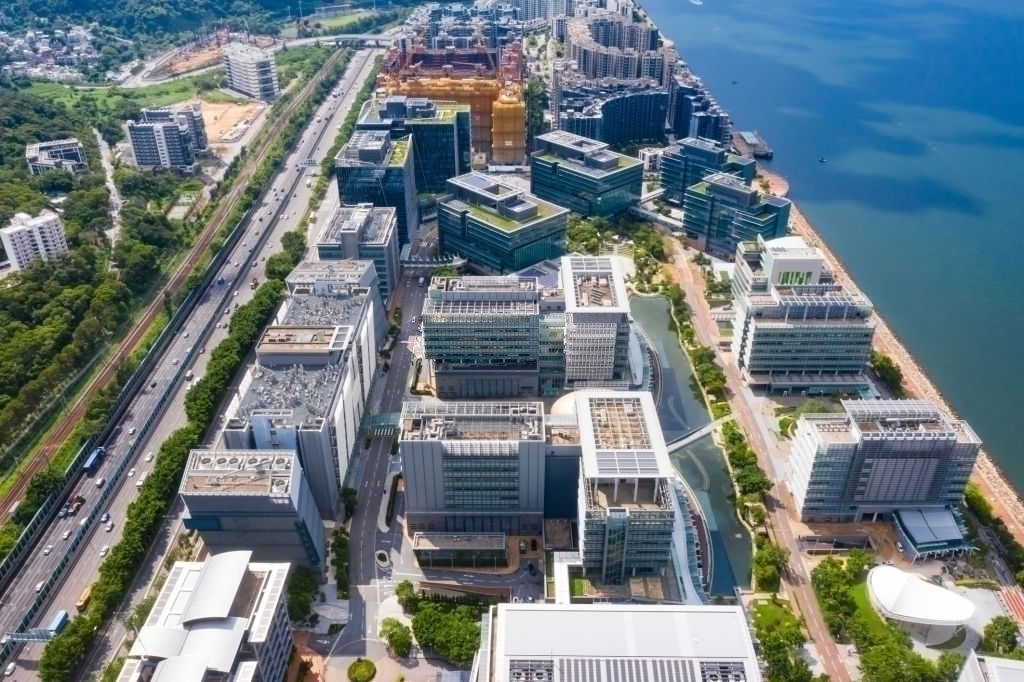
[
  {"left": 136, "top": 472, "right": 147, "bottom": 488},
  {"left": 95, "top": 477, "right": 106, "bottom": 488},
  {"left": 4, "top": 661, "right": 15, "bottom": 676},
  {"left": 34, "top": 581, "right": 44, "bottom": 593},
  {"left": 185, "top": 369, "right": 194, "bottom": 381}
]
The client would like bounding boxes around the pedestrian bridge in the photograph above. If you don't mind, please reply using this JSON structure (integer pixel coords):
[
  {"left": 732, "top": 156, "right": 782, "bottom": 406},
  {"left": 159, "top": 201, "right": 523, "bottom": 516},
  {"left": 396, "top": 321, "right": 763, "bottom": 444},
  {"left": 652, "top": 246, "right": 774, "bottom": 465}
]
[{"left": 665, "top": 414, "right": 734, "bottom": 451}]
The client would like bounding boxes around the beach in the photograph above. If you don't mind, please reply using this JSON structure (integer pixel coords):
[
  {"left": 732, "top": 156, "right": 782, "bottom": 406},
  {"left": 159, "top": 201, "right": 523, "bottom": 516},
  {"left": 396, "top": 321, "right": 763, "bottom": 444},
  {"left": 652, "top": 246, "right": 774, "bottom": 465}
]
[{"left": 762, "top": 169, "right": 1024, "bottom": 545}]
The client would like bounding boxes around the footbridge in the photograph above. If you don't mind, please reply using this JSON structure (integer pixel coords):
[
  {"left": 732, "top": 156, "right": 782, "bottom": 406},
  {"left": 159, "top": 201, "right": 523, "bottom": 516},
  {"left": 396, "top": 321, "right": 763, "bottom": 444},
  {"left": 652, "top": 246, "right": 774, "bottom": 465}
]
[{"left": 665, "top": 414, "right": 734, "bottom": 451}]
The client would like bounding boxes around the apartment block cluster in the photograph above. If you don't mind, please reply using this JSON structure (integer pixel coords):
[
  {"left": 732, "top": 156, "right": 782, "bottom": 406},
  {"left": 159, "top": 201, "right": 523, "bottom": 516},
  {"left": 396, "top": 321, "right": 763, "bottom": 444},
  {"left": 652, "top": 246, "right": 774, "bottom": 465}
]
[
  {"left": 0, "top": 25, "right": 101, "bottom": 82},
  {"left": 127, "top": 103, "right": 209, "bottom": 171},
  {"left": 1, "top": 210, "right": 69, "bottom": 272}
]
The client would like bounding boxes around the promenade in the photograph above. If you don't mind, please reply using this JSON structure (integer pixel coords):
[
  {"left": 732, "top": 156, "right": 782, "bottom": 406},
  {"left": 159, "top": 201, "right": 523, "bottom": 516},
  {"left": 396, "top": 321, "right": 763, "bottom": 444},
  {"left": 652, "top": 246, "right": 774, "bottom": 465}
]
[{"left": 762, "top": 170, "right": 1024, "bottom": 547}]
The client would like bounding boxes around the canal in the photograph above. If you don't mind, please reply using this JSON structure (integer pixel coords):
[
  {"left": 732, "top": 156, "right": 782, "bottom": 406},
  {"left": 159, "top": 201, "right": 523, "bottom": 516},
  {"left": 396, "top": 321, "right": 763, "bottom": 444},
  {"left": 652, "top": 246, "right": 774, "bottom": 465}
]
[{"left": 630, "top": 295, "right": 752, "bottom": 593}]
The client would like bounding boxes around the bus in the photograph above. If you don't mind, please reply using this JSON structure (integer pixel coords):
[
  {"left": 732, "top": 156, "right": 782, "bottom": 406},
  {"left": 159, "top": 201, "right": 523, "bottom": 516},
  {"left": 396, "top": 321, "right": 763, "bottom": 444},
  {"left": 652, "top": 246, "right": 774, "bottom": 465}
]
[
  {"left": 82, "top": 447, "right": 105, "bottom": 475},
  {"left": 48, "top": 610, "right": 70, "bottom": 634},
  {"left": 75, "top": 586, "right": 92, "bottom": 611}
]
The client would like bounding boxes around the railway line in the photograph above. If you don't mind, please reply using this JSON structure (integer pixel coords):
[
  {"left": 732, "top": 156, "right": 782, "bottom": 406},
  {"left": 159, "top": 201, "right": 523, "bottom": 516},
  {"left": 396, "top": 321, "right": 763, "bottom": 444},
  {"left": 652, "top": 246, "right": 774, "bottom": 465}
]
[{"left": 0, "top": 48, "right": 349, "bottom": 528}]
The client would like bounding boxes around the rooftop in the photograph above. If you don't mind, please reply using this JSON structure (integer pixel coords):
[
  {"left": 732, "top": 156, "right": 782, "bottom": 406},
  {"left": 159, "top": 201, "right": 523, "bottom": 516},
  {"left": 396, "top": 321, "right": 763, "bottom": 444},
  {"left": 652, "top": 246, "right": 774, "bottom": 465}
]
[
  {"left": 424, "top": 276, "right": 540, "bottom": 316},
  {"left": 256, "top": 326, "right": 351, "bottom": 360},
  {"left": 575, "top": 392, "right": 672, "bottom": 480},
  {"left": 488, "top": 603, "right": 760, "bottom": 682},
  {"left": 562, "top": 255, "right": 628, "bottom": 314},
  {"left": 335, "top": 130, "right": 410, "bottom": 168},
  {"left": 400, "top": 401, "right": 544, "bottom": 443},
  {"left": 318, "top": 204, "right": 397, "bottom": 246},
  {"left": 285, "top": 258, "right": 378, "bottom": 292},
  {"left": 180, "top": 450, "right": 296, "bottom": 497},
  {"left": 867, "top": 565, "right": 975, "bottom": 626},
  {"left": 412, "top": 532, "right": 507, "bottom": 551},
  {"left": 799, "top": 400, "right": 982, "bottom": 446},
  {"left": 239, "top": 360, "right": 345, "bottom": 424},
  {"left": 962, "top": 651, "right": 1024, "bottom": 682}
]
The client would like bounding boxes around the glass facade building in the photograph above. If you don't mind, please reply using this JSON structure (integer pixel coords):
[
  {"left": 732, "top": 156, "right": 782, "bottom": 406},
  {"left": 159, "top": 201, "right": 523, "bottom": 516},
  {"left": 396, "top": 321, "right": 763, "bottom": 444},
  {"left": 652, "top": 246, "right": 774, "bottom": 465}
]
[
  {"left": 789, "top": 401, "right": 981, "bottom": 523},
  {"left": 682, "top": 172, "right": 791, "bottom": 258},
  {"left": 530, "top": 130, "right": 643, "bottom": 218},
  {"left": 660, "top": 137, "right": 755, "bottom": 205},
  {"left": 731, "top": 235, "right": 876, "bottom": 395},
  {"left": 560, "top": 90, "right": 669, "bottom": 147},
  {"left": 314, "top": 204, "right": 400, "bottom": 304},
  {"left": 438, "top": 172, "right": 568, "bottom": 274},
  {"left": 334, "top": 130, "right": 419, "bottom": 245},
  {"left": 356, "top": 96, "right": 472, "bottom": 193}
]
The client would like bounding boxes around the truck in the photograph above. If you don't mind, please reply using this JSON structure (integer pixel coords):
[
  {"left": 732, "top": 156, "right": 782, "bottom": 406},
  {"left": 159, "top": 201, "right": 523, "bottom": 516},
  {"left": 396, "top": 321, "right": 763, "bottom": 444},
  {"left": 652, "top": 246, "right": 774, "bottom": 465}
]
[
  {"left": 48, "top": 610, "right": 70, "bottom": 635},
  {"left": 250, "top": 277, "right": 259, "bottom": 290},
  {"left": 64, "top": 494, "right": 86, "bottom": 516},
  {"left": 82, "top": 446, "right": 105, "bottom": 474},
  {"left": 306, "top": 178, "right": 313, "bottom": 188}
]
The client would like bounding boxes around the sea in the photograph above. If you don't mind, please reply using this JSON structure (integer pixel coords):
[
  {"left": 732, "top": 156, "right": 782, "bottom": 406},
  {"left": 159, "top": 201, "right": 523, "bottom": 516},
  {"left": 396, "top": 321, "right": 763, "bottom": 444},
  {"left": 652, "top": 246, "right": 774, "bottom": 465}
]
[{"left": 635, "top": 0, "right": 1024, "bottom": 490}]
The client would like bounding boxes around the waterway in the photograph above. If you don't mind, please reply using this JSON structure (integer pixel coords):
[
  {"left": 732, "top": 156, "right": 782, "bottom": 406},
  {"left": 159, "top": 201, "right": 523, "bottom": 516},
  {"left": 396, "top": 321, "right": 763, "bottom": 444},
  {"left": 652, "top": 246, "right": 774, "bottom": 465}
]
[{"left": 630, "top": 295, "right": 752, "bottom": 592}]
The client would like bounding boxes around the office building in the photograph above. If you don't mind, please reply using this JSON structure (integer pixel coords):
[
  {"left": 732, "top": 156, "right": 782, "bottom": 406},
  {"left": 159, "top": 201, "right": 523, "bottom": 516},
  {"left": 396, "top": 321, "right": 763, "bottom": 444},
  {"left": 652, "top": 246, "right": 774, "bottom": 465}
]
[
  {"left": 682, "top": 172, "right": 791, "bottom": 258},
  {"left": 574, "top": 392, "right": 676, "bottom": 583},
  {"left": 356, "top": 96, "right": 472, "bottom": 192},
  {"left": 222, "top": 259, "right": 386, "bottom": 517},
  {"left": 423, "top": 275, "right": 543, "bottom": 399},
  {"left": 223, "top": 42, "right": 280, "bottom": 101},
  {"left": 788, "top": 400, "right": 981, "bottom": 523},
  {"left": 25, "top": 138, "right": 87, "bottom": 174},
  {"left": 1, "top": 210, "right": 69, "bottom": 271},
  {"left": 660, "top": 137, "right": 755, "bottom": 205},
  {"left": 315, "top": 204, "right": 400, "bottom": 304},
  {"left": 127, "top": 105, "right": 208, "bottom": 171},
  {"left": 472, "top": 603, "right": 761, "bottom": 682},
  {"left": 180, "top": 450, "right": 327, "bottom": 572},
  {"left": 562, "top": 255, "right": 636, "bottom": 388},
  {"left": 957, "top": 651, "right": 1024, "bottom": 682},
  {"left": 530, "top": 130, "right": 642, "bottom": 218},
  {"left": 118, "top": 551, "right": 292, "bottom": 682},
  {"left": 438, "top": 172, "right": 568, "bottom": 274},
  {"left": 730, "top": 235, "right": 875, "bottom": 395},
  {"left": 335, "top": 130, "right": 419, "bottom": 245},
  {"left": 400, "top": 400, "right": 547, "bottom": 534}
]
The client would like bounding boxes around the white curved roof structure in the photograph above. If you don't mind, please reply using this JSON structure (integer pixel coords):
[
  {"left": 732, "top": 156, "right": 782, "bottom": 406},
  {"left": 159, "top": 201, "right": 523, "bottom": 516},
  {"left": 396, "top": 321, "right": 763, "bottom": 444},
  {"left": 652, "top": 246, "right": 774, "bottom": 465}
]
[
  {"left": 867, "top": 565, "right": 975, "bottom": 626},
  {"left": 182, "top": 550, "right": 251, "bottom": 624}
]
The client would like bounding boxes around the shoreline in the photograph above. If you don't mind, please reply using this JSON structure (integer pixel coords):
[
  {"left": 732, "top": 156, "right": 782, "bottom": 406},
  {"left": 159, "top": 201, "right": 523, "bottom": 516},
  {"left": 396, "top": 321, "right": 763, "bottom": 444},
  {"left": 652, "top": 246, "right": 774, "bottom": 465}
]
[{"left": 760, "top": 168, "right": 1024, "bottom": 545}]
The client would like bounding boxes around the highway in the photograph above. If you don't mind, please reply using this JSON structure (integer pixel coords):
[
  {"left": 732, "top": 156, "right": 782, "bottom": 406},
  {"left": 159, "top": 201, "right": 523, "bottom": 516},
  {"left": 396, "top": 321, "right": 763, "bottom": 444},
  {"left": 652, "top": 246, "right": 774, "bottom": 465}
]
[{"left": 1, "top": 47, "right": 380, "bottom": 682}]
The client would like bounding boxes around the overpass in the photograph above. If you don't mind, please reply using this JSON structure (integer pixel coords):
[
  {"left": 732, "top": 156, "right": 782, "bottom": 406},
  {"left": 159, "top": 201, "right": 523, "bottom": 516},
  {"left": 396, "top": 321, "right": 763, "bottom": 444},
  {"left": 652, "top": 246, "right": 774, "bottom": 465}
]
[
  {"left": 282, "top": 34, "right": 394, "bottom": 50},
  {"left": 629, "top": 204, "right": 684, "bottom": 232},
  {"left": 665, "top": 414, "right": 734, "bottom": 452}
]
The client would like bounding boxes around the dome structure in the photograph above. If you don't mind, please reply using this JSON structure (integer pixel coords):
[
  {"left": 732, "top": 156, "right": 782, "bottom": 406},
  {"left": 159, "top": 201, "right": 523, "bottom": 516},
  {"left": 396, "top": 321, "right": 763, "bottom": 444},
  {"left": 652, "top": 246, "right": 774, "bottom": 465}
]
[{"left": 866, "top": 565, "right": 975, "bottom": 626}]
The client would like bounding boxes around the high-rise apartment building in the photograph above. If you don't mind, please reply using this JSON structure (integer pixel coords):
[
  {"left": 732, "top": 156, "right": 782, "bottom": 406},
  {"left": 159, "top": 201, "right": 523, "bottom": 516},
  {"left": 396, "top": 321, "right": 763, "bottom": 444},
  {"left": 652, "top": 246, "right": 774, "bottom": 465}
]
[
  {"left": 222, "top": 259, "right": 385, "bottom": 517},
  {"left": 315, "top": 204, "right": 400, "bottom": 304},
  {"left": 357, "top": 96, "right": 472, "bottom": 192},
  {"left": 789, "top": 400, "right": 981, "bottom": 523},
  {"left": 179, "top": 450, "right": 327, "bottom": 572},
  {"left": 437, "top": 172, "right": 568, "bottom": 274},
  {"left": 559, "top": 89, "right": 669, "bottom": 147},
  {"left": 127, "top": 105, "right": 208, "bottom": 170},
  {"left": 335, "top": 130, "right": 419, "bottom": 245},
  {"left": 682, "top": 172, "right": 791, "bottom": 258},
  {"left": 1, "top": 210, "right": 69, "bottom": 271},
  {"left": 25, "top": 138, "right": 87, "bottom": 175},
  {"left": 422, "top": 275, "right": 543, "bottom": 398},
  {"left": 562, "top": 255, "right": 634, "bottom": 388},
  {"left": 400, "top": 400, "right": 547, "bottom": 534},
  {"left": 730, "top": 235, "right": 875, "bottom": 395},
  {"left": 574, "top": 392, "right": 676, "bottom": 583},
  {"left": 223, "top": 42, "right": 280, "bottom": 101},
  {"left": 660, "top": 137, "right": 755, "bottom": 205},
  {"left": 530, "top": 130, "right": 642, "bottom": 218},
  {"left": 118, "top": 551, "right": 293, "bottom": 682},
  {"left": 667, "top": 73, "right": 732, "bottom": 145}
]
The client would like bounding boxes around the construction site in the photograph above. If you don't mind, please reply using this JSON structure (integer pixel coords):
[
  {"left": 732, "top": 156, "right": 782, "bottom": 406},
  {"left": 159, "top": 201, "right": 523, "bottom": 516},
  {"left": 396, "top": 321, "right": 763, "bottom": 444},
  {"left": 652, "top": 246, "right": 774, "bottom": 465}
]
[
  {"left": 378, "top": 35, "right": 527, "bottom": 166},
  {"left": 148, "top": 28, "right": 276, "bottom": 80}
]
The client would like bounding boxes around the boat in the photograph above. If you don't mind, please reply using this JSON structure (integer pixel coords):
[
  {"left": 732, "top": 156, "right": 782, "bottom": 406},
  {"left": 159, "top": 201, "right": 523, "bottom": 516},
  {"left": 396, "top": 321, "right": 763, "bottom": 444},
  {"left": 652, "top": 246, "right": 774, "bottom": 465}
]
[
  {"left": 818, "top": 157, "right": 827, "bottom": 163},
  {"left": 690, "top": 0, "right": 703, "bottom": 5}
]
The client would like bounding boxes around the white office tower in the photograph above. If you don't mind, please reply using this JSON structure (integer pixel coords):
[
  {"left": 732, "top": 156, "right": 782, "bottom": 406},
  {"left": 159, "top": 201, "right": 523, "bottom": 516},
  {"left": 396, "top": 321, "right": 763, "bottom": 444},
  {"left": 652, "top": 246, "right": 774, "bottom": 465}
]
[
  {"left": 561, "top": 255, "right": 636, "bottom": 388},
  {"left": 221, "top": 260, "right": 386, "bottom": 517},
  {"left": 1, "top": 210, "right": 69, "bottom": 271},
  {"left": 472, "top": 603, "right": 762, "bottom": 682},
  {"left": 223, "top": 42, "right": 280, "bottom": 100},
  {"left": 117, "top": 551, "right": 293, "bottom": 682},
  {"left": 179, "top": 449, "right": 327, "bottom": 573}
]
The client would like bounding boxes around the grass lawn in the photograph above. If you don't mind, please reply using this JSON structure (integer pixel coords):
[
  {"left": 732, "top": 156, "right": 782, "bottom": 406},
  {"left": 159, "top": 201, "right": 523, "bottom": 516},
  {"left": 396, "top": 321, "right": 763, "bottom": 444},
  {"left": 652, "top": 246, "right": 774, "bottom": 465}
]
[
  {"left": 570, "top": 577, "right": 588, "bottom": 597},
  {"left": 28, "top": 76, "right": 214, "bottom": 111},
  {"left": 752, "top": 599, "right": 801, "bottom": 634},
  {"left": 319, "top": 11, "right": 372, "bottom": 29},
  {"left": 850, "top": 580, "right": 890, "bottom": 643}
]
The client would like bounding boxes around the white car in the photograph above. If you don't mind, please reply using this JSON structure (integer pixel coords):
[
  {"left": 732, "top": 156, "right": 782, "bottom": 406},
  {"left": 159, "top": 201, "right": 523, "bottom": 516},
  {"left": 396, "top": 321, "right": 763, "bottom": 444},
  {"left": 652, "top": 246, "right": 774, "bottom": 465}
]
[
  {"left": 43, "top": 544, "right": 53, "bottom": 556},
  {"left": 105, "top": 522, "right": 114, "bottom": 532},
  {"left": 145, "top": 452, "right": 154, "bottom": 462},
  {"left": 99, "top": 545, "right": 109, "bottom": 557},
  {"left": 61, "top": 529, "right": 71, "bottom": 540},
  {"left": 128, "top": 467, "right": 136, "bottom": 477}
]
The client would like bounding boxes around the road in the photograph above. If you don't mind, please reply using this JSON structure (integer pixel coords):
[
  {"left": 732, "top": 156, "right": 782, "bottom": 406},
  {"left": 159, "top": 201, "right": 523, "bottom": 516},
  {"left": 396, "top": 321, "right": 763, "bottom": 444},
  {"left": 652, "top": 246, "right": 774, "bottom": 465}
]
[
  {"left": 92, "top": 129, "right": 124, "bottom": 246},
  {"left": 666, "top": 240, "right": 852, "bottom": 682},
  {"left": 0, "top": 48, "right": 379, "bottom": 682}
]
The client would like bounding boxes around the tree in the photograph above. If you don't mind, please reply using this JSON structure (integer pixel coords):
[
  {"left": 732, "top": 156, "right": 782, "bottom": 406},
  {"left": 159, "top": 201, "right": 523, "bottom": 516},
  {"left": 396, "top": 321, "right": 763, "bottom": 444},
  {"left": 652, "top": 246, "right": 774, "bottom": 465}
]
[
  {"left": 984, "top": 615, "right": 1020, "bottom": 654},
  {"left": 859, "top": 642, "right": 935, "bottom": 682},
  {"left": 342, "top": 487, "right": 358, "bottom": 519},
  {"left": 396, "top": 580, "right": 418, "bottom": 613},
  {"left": 380, "top": 617, "right": 413, "bottom": 658}
]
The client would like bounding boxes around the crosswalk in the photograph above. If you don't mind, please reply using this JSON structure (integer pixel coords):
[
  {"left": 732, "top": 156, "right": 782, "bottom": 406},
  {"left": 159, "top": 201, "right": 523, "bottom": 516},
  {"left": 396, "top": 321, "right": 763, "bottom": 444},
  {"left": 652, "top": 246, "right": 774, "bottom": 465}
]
[{"left": 372, "top": 426, "right": 396, "bottom": 437}]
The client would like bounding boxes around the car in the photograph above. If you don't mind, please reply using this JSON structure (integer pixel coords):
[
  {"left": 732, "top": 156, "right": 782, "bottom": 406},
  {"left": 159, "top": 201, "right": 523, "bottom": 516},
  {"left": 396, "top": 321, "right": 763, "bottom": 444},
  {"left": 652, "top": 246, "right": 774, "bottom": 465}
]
[
  {"left": 105, "top": 522, "right": 114, "bottom": 532},
  {"left": 100, "top": 512, "right": 109, "bottom": 523},
  {"left": 150, "top": 380, "right": 157, "bottom": 388},
  {"left": 145, "top": 452, "right": 154, "bottom": 462},
  {"left": 261, "top": 256, "right": 266, "bottom": 261},
  {"left": 200, "top": 347, "right": 206, "bottom": 354},
  {"left": 896, "top": 541, "right": 905, "bottom": 553},
  {"left": 61, "top": 529, "right": 72, "bottom": 540},
  {"left": 216, "top": 322, "right": 222, "bottom": 329},
  {"left": 35, "top": 581, "right": 44, "bottom": 592},
  {"left": 234, "top": 262, "right": 239, "bottom": 267},
  {"left": 233, "top": 290, "right": 238, "bottom": 297},
  {"left": 527, "top": 563, "right": 537, "bottom": 576},
  {"left": 293, "top": 192, "right": 298, "bottom": 197},
  {"left": 43, "top": 544, "right": 53, "bottom": 556},
  {"left": 128, "top": 467, "right": 136, "bottom": 477},
  {"left": 224, "top": 308, "right": 230, "bottom": 315},
  {"left": 127, "top": 427, "right": 136, "bottom": 435},
  {"left": 172, "top": 358, "right": 178, "bottom": 365},
  {"left": 183, "top": 331, "right": 189, "bottom": 339},
  {"left": 99, "top": 545, "right": 109, "bottom": 557},
  {"left": 251, "top": 262, "right": 257, "bottom": 268}
]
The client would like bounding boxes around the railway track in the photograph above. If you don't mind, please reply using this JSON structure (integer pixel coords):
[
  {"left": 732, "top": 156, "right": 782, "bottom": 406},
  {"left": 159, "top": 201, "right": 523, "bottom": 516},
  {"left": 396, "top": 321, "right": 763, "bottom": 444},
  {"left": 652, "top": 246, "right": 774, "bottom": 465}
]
[{"left": 0, "top": 49, "right": 348, "bottom": 523}]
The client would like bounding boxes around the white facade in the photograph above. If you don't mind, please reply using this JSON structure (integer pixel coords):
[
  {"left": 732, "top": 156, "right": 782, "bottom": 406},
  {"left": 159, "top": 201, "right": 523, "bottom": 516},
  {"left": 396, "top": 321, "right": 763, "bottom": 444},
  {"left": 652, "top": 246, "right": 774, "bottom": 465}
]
[
  {"left": 223, "top": 43, "right": 280, "bottom": 100},
  {"left": 118, "top": 551, "right": 292, "bottom": 682},
  {"left": 561, "top": 255, "right": 634, "bottom": 387},
  {"left": 25, "top": 138, "right": 87, "bottom": 174},
  {"left": 1, "top": 210, "right": 69, "bottom": 271}
]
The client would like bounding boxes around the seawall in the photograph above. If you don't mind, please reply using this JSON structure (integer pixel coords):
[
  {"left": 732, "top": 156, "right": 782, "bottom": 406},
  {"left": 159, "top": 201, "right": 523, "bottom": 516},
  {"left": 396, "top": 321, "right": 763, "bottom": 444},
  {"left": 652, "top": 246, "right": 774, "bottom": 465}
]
[{"left": 761, "top": 168, "right": 1024, "bottom": 545}]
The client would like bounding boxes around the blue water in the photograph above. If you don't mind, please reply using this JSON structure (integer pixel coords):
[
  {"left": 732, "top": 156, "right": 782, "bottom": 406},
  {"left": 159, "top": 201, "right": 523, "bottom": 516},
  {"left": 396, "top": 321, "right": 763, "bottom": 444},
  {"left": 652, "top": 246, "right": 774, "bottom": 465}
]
[{"left": 638, "top": 0, "right": 1024, "bottom": 489}]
